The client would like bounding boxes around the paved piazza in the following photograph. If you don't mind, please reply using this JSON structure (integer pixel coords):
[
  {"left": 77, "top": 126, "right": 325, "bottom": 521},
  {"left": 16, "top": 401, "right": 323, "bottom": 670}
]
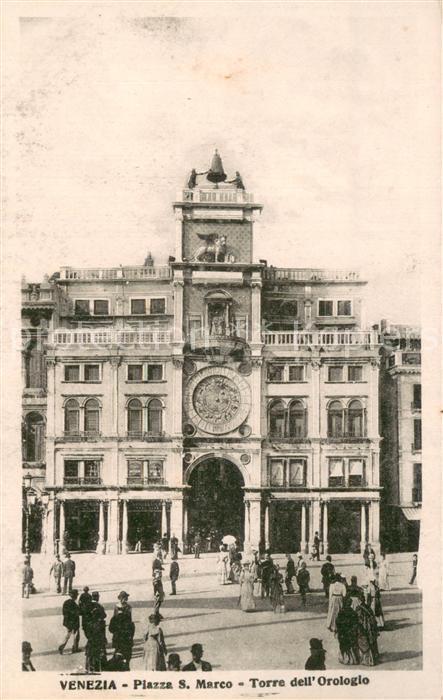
[{"left": 23, "top": 552, "right": 422, "bottom": 672}]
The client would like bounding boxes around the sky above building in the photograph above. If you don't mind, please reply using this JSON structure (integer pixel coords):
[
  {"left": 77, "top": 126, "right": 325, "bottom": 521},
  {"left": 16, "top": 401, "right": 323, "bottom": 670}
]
[{"left": 11, "top": 3, "right": 440, "bottom": 325}]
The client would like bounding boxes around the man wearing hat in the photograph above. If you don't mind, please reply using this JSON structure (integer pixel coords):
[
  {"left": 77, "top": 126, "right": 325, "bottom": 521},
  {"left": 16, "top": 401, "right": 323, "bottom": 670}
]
[
  {"left": 22, "top": 641, "right": 35, "bottom": 671},
  {"left": 182, "top": 643, "right": 212, "bottom": 671},
  {"left": 109, "top": 592, "right": 135, "bottom": 669},
  {"left": 49, "top": 554, "right": 63, "bottom": 594},
  {"left": 305, "top": 638, "right": 326, "bottom": 670},
  {"left": 62, "top": 552, "right": 76, "bottom": 595}
]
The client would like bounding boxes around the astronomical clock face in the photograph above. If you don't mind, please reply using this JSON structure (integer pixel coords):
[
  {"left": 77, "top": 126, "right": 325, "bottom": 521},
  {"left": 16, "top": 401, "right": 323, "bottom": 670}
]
[{"left": 185, "top": 367, "right": 251, "bottom": 435}]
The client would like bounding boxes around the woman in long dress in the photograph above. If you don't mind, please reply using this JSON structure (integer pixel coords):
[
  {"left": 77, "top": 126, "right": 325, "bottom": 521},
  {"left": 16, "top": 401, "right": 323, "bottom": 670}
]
[
  {"left": 335, "top": 597, "right": 360, "bottom": 665},
  {"left": 239, "top": 563, "right": 256, "bottom": 612},
  {"left": 378, "top": 554, "right": 390, "bottom": 590},
  {"left": 347, "top": 576, "right": 365, "bottom": 611},
  {"left": 326, "top": 574, "right": 347, "bottom": 633},
  {"left": 269, "top": 564, "right": 285, "bottom": 613},
  {"left": 143, "top": 614, "right": 167, "bottom": 671},
  {"left": 217, "top": 545, "right": 229, "bottom": 585},
  {"left": 373, "top": 582, "right": 385, "bottom": 629},
  {"left": 355, "top": 600, "right": 379, "bottom": 666}
]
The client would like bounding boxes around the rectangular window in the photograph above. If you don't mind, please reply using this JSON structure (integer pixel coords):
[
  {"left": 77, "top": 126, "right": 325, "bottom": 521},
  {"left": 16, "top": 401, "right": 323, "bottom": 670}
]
[
  {"left": 84, "top": 460, "right": 100, "bottom": 482},
  {"left": 329, "top": 459, "right": 345, "bottom": 487},
  {"left": 127, "top": 459, "right": 143, "bottom": 483},
  {"left": 269, "top": 459, "right": 285, "bottom": 487},
  {"left": 148, "top": 460, "right": 164, "bottom": 483},
  {"left": 93, "top": 299, "right": 109, "bottom": 316},
  {"left": 328, "top": 366, "right": 343, "bottom": 382},
  {"left": 348, "top": 459, "right": 365, "bottom": 487},
  {"left": 131, "top": 299, "right": 146, "bottom": 315},
  {"left": 318, "top": 300, "right": 333, "bottom": 316},
  {"left": 64, "top": 365, "right": 80, "bottom": 382},
  {"left": 147, "top": 364, "right": 163, "bottom": 381},
  {"left": 84, "top": 364, "right": 100, "bottom": 382},
  {"left": 413, "top": 384, "right": 421, "bottom": 409},
  {"left": 412, "top": 463, "right": 422, "bottom": 502},
  {"left": 413, "top": 419, "right": 422, "bottom": 450},
  {"left": 268, "top": 364, "right": 284, "bottom": 382},
  {"left": 288, "top": 365, "right": 304, "bottom": 382},
  {"left": 288, "top": 459, "right": 306, "bottom": 486},
  {"left": 74, "top": 299, "right": 90, "bottom": 316},
  {"left": 64, "top": 460, "right": 79, "bottom": 483},
  {"left": 348, "top": 366, "right": 363, "bottom": 382},
  {"left": 189, "top": 316, "right": 203, "bottom": 343},
  {"left": 127, "top": 364, "right": 143, "bottom": 382},
  {"left": 150, "top": 298, "right": 166, "bottom": 315},
  {"left": 337, "top": 300, "right": 352, "bottom": 316}
]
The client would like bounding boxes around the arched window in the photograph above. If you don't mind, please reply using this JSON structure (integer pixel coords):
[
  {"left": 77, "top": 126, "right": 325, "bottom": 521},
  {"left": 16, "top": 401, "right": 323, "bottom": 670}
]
[
  {"left": 288, "top": 400, "right": 307, "bottom": 438},
  {"left": 347, "top": 399, "right": 364, "bottom": 437},
  {"left": 269, "top": 399, "right": 286, "bottom": 438},
  {"left": 327, "top": 400, "right": 344, "bottom": 438},
  {"left": 64, "top": 399, "right": 80, "bottom": 434},
  {"left": 23, "top": 412, "right": 45, "bottom": 462},
  {"left": 147, "top": 399, "right": 163, "bottom": 435},
  {"left": 127, "top": 399, "right": 143, "bottom": 434},
  {"left": 84, "top": 398, "right": 100, "bottom": 434}
]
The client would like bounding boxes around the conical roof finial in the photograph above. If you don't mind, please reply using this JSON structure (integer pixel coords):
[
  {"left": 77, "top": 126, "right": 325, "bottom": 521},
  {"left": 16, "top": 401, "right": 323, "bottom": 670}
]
[{"left": 207, "top": 149, "right": 227, "bottom": 184}]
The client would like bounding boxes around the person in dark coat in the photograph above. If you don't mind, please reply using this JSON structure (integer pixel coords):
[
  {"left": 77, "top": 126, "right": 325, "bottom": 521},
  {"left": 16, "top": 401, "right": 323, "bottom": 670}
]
[
  {"left": 194, "top": 533, "right": 201, "bottom": 559},
  {"left": 161, "top": 533, "right": 169, "bottom": 560},
  {"left": 363, "top": 543, "right": 376, "bottom": 568},
  {"left": 296, "top": 562, "right": 310, "bottom": 606},
  {"left": 62, "top": 553, "right": 76, "bottom": 594},
  {"left": 109, "top": 592, "right": 135, "bottom": 669},
  {"left": 22, "top": 560, "right": 34, "bottom": 599},
  {"left": 170, "top": 534, "right": 179, "bottom": 560},
  {"left": 409, "top": 553, "right": 418, "bottom": 585},
  {"left": 89, "top": 592, "right": 107, "bottom": 665},
  {"left": 58, "top": 589, "right": 80, "bottom": 655},
  {"left": 305, "top": 638, "right": 326, "bottom": 670},
  {"left": 336, "top": 597, "right": 360, "bottom": 665},
  {"left": 285, "top": 554, "right": 296, "bottom": 594},
  {"left": 106, "top": 652, "right": 128, "bottom": 672},
  {"left": 22, "top": 641, "right": 35, "bottom": 671},
  {"left": 182, "top": 643, "right": 212, "bottom": 671},
  {"left": 260, "top": 553, "right": 273, "bottom": 599},
  {"left": 321, "top": 556, "right": 335, "bottom": 598},
  {"left": 85, "top": 605, "right": 108, "bottom": 671},
  {"left": 169, "top": 560, "right": 180, "bottom": 595},
  {"left": 78, "top": 586, "right": 93, "bottom": 636},
  {"left": 152, "top": 554, "right": 164, "bottom": 575}
]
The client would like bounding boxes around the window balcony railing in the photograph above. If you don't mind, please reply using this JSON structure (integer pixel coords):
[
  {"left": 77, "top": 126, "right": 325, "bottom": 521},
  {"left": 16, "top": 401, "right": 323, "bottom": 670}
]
[
  {"left": 268, "top": 432, "right": 308, "bottom": 442},
  {"left": 412, "top": 442, "right": 422, "bottom": 452},
  {"left": 411, "top": 401, "right": 422, "bottom": 411},
  {"left": 126, "top": 431, "right": 166, "bottom": 440},
  {"left": 412, "top": 488, "right": 422, "bottom": 503},
  {"left": 59, "top": 266, "right": 171, "bottom": 281},
  {"left": 326, "top": 435, "right": 367, "bottom": 442},
  {"left": 126, "top": 476, "right": 166, "bottom": 486},
  {"left": 263, "top": 330, "right": 379, "bottom": 347},
  {"left": 63, "top": 476, "right": 103, "bottom": 486},
  {"left": 51, "top": 329, "right": 171, "bottom": 346},
  {"left": 63, "top": 431, "right": 102, "bottom": 441},
  {"left": 269, "top": 481, "right": 307, "bottom": 488},
  {"left": 179, "top": 188, "right": 254, "bottom": 204},
  {"left": 328, "top": 478, "right": 366, "bottom": 488}
]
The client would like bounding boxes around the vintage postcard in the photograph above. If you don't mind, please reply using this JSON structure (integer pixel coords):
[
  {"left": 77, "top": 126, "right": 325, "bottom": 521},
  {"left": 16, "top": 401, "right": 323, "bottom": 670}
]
[{"left": 1, "top": 1, "right": 441, "bottom": 699}]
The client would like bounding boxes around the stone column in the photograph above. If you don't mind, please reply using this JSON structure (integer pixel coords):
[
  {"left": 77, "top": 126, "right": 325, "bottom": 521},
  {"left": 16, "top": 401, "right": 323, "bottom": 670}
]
[
  {"left": 264, "top": 503, "right": 270, "bottom": 549},
  {"left": 249, "top": 359, "right": 262, "bottom": 436},
  {"left": 107, "top": 499, "right": 120, "bottom": 554},
  {"left": 360, "top": 502, "right": 367, "bottom": 553},
  {"left": 121, "top": 500, "right": 129, "bottom": 554},
  {"left": 172, "top": 358, "right": 184, "bottom": 436},
  {"left": 311, "top": 500, "right": 321, "bottom": 551},
  {"left": 300, "top": 502, "right": 307, "bottom": 553},
  {"left": 170, "top": 497, "right": 184, "bottom": 554},
  {"left": 244, "top": 501, "right": 251, "bottom": 547},
  {"left": 250, "top": 278, "right": 262, "bottom": 344},
  {"left": 371, "top": 500, "right": 380, "bottom": 554},
  {"left": 58, "top": 500, "right": 65, "bottom": 553},
  {"left": 43, "top": 502, "right": 55, "bottom": 556},
  {"left": 322, "top": 502, "right": 329, "bottom": 555},
  {"left": 246, "top": 496, "right": 261, "bottom": 550},
  {"left": 161, "top": 500, "right": 167, "bottom": 536},
  {"left": 172, "top": 276, "right": 184, "bottom": 343},
  {"left": 96, "top": 501, "right": 105, "bottom": 554}
]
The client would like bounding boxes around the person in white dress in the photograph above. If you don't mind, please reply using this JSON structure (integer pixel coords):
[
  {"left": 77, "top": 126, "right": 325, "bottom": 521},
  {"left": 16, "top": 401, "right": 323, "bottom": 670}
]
[
  {"left": 326, "top": 574, "right": 347, "bottom": 633},
  {"left": 217, "top": 545, "right": 229, "bottom": 585},
  {"left": 377, "top": 553, "right": 390, "bottom": 590}
]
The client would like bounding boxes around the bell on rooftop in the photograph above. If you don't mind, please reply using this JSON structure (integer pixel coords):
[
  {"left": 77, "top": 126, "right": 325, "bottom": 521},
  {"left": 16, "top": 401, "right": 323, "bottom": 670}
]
[{"left": 206, "top": 149, "right": 227, "bottom": 184}]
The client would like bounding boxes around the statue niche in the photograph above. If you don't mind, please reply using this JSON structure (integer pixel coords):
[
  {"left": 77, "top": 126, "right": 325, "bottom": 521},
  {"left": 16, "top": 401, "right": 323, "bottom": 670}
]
[{"left": 194, "top": 233, "right": 232, "bottom": 263}]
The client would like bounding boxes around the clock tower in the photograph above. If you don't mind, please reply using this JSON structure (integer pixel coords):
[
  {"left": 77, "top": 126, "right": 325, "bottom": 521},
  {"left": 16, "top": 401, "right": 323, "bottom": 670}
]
[{"left": 171, "top": 151, "right": 263, "bottom": 548}]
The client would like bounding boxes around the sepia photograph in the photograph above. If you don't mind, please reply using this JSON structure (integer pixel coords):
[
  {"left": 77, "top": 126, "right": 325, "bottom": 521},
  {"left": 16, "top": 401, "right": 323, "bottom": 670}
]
[{"left": 1, "top": 1, "right": 441, "bottom": 698}]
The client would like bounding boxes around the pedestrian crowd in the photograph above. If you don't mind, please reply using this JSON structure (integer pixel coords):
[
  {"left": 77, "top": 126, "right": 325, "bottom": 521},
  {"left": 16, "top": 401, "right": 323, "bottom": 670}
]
[{"left": 22, "top": 537, "right": 419, "bottom": 672}]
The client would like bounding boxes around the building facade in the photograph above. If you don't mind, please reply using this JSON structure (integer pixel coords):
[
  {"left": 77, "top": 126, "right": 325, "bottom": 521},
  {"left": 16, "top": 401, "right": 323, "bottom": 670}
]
[
  {"left": 22, "top": 153, "right": 385, "bottom": 556},
  {"left": 379, "top": 322, "right": 422, "bottom": 552}
]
